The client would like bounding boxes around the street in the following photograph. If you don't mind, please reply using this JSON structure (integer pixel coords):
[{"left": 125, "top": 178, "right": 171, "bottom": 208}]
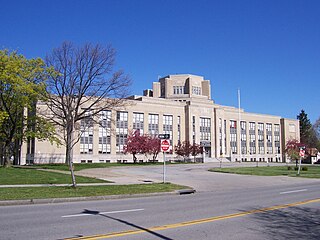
[{"left": 1, "top": 164, "right": 320, "bottom": 240}]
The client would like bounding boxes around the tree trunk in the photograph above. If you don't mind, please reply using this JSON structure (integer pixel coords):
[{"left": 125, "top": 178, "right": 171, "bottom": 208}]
[
  {"left": 3, "top": 144, "right": 11, "bottom": 168},
  {"left": 0, "top": 143, "right": 4, "bottom": 166},
  {"left": 153, "top": 152, "right": 158, "bottom": 161},
  {"left": 133, "top": 153, "right": 137, "bottom": 163},
  {"left": 297, "top": 158, "right": 302, "bottom": 175},
  {"left": 66, "top": 121, "right": 76, "bottom": 187}
]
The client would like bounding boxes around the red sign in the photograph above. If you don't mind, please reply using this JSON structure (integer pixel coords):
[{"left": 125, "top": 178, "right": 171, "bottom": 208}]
[
  {"left": 299, "top": 149, "right": 305, "bottom": 157},
  {"left": 161, "top": 139, "right": 170, "bottom": 152}
]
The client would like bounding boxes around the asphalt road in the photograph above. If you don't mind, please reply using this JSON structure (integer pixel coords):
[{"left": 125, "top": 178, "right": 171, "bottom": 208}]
[{"left": 1, "top": 164, "right": 320, "bottom": 240}]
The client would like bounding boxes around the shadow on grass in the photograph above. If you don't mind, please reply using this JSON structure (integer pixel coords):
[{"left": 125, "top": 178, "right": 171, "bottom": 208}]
[{"left": 247, "top": 206, "right": 320, "bottom": 240}]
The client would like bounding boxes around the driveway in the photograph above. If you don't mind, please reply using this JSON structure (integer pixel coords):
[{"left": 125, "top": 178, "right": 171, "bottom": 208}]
[{"left": 76, "top": 162, "right": 320, "bottom": 192}]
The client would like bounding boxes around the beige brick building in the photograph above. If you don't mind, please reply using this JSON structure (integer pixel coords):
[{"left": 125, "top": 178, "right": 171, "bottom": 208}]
[{"left": 21, "top": 74, "right": 299, "bottom": 164}]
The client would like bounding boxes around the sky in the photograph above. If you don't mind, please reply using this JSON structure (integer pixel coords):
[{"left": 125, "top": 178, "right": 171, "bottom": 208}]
[{"left": 1, "top": 0, "right": 319, "bottom": 123}]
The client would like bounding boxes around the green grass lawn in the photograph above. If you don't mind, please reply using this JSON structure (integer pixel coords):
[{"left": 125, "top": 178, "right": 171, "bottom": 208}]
[
  {"left": 0, "top": 183, "right": 188, "bottom": 200},
  {"left": 209, "top": 165, "right": 320, "bottom": 178},
  {"left": 0, "top": 167, "right": 108, "bottom": 185},
  {"left": 30, "top": 162, "right": 196, "bottom": 171},
  {"left": 30, "top": 162, "right": 164, "bottom": 171}
]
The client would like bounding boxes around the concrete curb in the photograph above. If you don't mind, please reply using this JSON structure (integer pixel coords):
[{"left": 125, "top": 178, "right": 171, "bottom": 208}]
[{"left": 0, "top": 190, "right": 195, "bottom": 206}]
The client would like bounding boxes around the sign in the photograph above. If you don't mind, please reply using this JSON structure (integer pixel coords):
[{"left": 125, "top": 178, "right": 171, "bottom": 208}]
[
  {"left": 299, "top": 149, "right": 305, "bottom": 157},
  {"left": 299, "top": 146, "right": 305, "bottom": 157},
  {"left": 158, "top": 134, "right": 170, "bottom": 140},
  {"left": 200, "top": 141, "right": 211, "bottom": 147},
  {"left": 161, "top": 139, "right": 170, "bottom": 152}
]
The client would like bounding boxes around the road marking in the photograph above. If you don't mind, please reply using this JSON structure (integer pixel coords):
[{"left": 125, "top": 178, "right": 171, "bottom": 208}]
[
  {"left": 62, "top": 208, "right": 144, "bottom": 218},
  {"left": 64, "top": 198, "right": 320, "bottom": 240},
  {"left": 280, "top": 189, "right": 307, "bottom": 195}
]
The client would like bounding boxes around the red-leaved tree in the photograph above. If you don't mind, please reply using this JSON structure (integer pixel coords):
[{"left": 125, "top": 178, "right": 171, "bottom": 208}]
[
  {"left": 124, "top": 130, "right": 147, "bottom": 163},
  {"left": 124, "top": 130, "right": 161, "bottom": 162},
  {"left": 145, "top": 136, "right": 161, "bottom": 161},
  {"left": 175, "top": 141, "right": 202, "bottom": 162},
  {"left": 191, "top": 143, "right": 203, "bottom": 162},
  {"left": 285, "top": 139, "right": 305, "bottom": 167}
]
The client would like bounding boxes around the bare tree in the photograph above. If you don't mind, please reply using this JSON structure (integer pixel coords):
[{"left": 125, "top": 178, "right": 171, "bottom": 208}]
[{"left": 44, "top": 42, "right": 131, "bottom": 187}]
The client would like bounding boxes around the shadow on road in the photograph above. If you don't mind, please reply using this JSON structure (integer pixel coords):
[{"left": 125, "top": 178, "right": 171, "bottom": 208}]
[
  {"left": 247, "top": 206, "right": 320, "bottom": 240},
  {"left": 76, "top": 209, "right": 174, "bottom": 240}
]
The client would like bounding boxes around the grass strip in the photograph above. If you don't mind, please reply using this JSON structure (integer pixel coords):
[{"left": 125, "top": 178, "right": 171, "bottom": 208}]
[
  {"left": 0, "top": 167, "right": 108, "bottom": 185},
  {"left": 0, "top": 183, "right": 188, "bottom": 200},
  {"left": 209, "top": 166, "right": 320, "bottom": 178},
  {"left": 28, "top": 162, "right": 198, "bottom": 171}
]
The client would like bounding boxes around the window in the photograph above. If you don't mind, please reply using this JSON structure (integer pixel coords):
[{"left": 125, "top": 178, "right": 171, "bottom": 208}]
[
  {"left": 177, "top": 116, "right": 181, "bottom": 143},
  {"left": 240, "top": 121, "right": 247, "bottom": 154},
  {"left": 289, "top": 124, "right": 296, "bottom": 133},
  {"left": 192, "top": 86, "right": 201, "bottom": 95},
  {"left": 80, "top": 111, "right": 93, "bottom": 154},
  {"left": 133, "top": 112, "right": 144, "bottom": 134},
  {"left": 148, "top": 114, "right": 159, "bottom": 136},
  {"left": 266, "top": 123, "right": 272, "bottom": 154},
  {"left": 192, "top": 116, "right": 196, "bottom": 143},
  {"left": 274, "top": 124, "right": 280, "bottom": 154},
  {"left": 173, "top": 86, "right": 185, "bottom": 94},
  {"left": 230, "top": 120, "right": 237, "bottom": 154},
  {"left": 116, "top": 111, "right": 128, "bottom": 153},
  {"left": 258, "top": 123, "right": 264, "bottom": 154},
  {"left": 99, "top": 110, "right": 111, "bottom": 154},
  {"left": 200, "top": 118, "right": 211, "bottom": 141},
  {"left": 163, "top": 115, "right": 173, "bottom": 150},
  {"left": 249, "top": 122, "right": 256, "bottom": 154}
]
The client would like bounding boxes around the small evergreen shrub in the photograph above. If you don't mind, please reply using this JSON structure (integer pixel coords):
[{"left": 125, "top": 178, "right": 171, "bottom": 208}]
[
  {"left": 294, "top": 167, "right": 299, "bottom": 171},
  {"left": 302, "top": 166, "right": 308, "bottom": 171},
  {"left": 287, "top": 166, "right": 292, "bottom": 170}
]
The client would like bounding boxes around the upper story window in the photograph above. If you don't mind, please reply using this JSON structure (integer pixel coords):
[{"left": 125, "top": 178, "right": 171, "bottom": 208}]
[
  {"left": 289, "top": 124, "right": 296, "bottom": 133},
  {"left": 192, "top": 86, "right": 201, "bottom": 95},
  {"left": 173, "top": 86, "right": 185, "bottom": 94},
  {"left": 133, "top": 112, "right": 144, "bottom": 134}
]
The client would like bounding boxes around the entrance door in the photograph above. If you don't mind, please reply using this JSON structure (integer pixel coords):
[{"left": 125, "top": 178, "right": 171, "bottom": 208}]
[{"left": 205, "top": 147, "right": 211, "bottom": 158}]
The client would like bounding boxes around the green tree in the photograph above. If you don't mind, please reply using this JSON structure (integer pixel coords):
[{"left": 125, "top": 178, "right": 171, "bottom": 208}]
[
  {"left": 0, "top": 50, "right": 56, "bottom": 167},
  {"left": 297, "top": 110, "right": 318, "bottom": 148}
]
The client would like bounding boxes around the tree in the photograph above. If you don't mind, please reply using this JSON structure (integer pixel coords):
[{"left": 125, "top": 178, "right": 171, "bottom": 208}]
[
  {"left": 297, "top": 110, "right": 318, "bottom": 148},
  {"left": 124, "top": 131, "right": 161, "bottom": 162},
  {"left": 145, "top": 136, "right": 161, "bottom": 161},
  {"left": 285, "top": 139, "right": 304, "bottom": 167},
  {"left": 44, "top": 42, "right": 130, "bottom": 187},
  {"left": 124, "top": 130, "right": 148, "bottom": 163},
  {"left": 0, "top": 50, "right": 56, "bottom": 167},
  {"left": 191, "top": 143, "right": 203, "bottom": 162},
  {"left": 313, "top": 117, "right": 320, "bottom": 150},
  {"left": 174, "top": 141, "right": 202, "bottom": 162}
]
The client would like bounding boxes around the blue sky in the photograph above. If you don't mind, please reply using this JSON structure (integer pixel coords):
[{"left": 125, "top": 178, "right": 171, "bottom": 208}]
[{"left": 1, "top": 0, "right": 319, "bottom": 123}]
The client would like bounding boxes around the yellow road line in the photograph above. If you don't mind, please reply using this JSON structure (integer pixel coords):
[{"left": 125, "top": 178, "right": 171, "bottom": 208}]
[{"left": 65, "top": 198, "right": 320, "bottom": 240}]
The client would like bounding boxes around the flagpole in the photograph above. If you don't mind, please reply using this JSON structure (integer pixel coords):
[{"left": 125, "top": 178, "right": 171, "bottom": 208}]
[{"left": 238, "top": 88, "right": 241, "bottom": 163}]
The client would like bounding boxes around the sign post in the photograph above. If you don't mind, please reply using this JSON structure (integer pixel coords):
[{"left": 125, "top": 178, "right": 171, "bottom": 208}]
[
  {"left": 160, "top": 137, "right": 170, "bottom": 183},
  {"left": 298, "top": 147, "right": 305, "bottom": 175}
]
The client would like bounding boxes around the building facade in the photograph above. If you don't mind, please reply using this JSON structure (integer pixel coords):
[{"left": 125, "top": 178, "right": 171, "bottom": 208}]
[{"left": 21, "top": 74, "right": 300, "bottom": 164}]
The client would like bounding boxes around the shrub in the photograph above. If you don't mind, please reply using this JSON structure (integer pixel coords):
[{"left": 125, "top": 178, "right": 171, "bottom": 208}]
[
  {"left": 294, "top": 167, "right": 299, "bottom": 171},
  {"left": 287, "top": 166, "right": 292, "bottom": 170},
  {"left": 302, "top": 166, "right": 308, "bottom": 171}
]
